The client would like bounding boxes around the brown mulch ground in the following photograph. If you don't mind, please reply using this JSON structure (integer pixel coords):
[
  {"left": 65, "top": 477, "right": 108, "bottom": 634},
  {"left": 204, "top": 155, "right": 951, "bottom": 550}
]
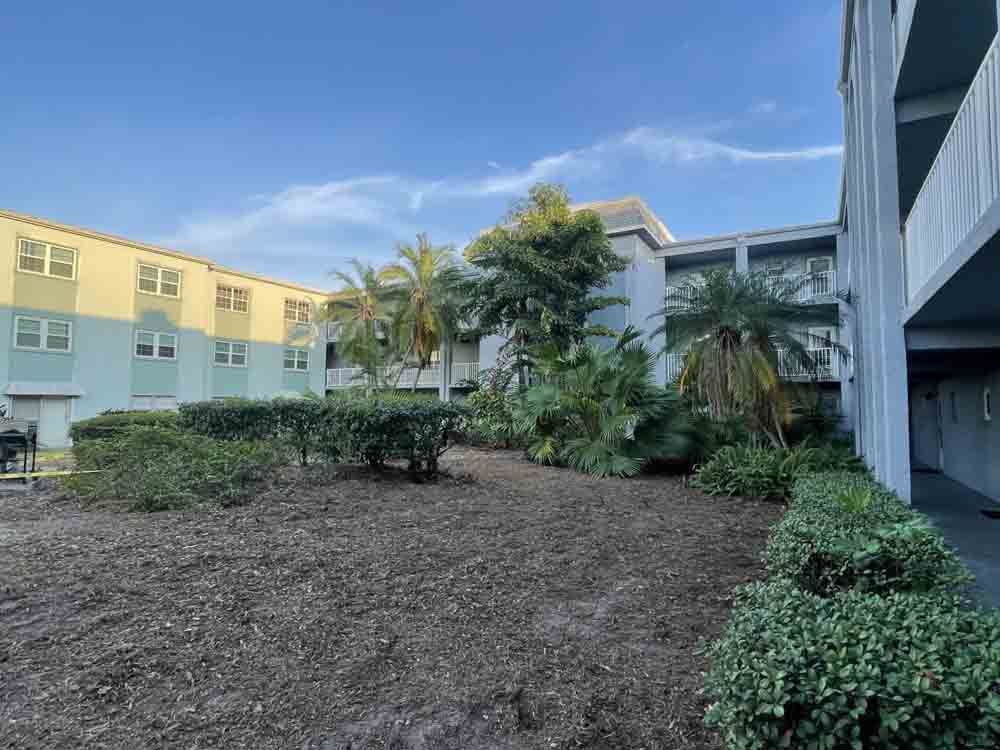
[{"left": 0, "top": 448, "right": 781, "bottom": 750}]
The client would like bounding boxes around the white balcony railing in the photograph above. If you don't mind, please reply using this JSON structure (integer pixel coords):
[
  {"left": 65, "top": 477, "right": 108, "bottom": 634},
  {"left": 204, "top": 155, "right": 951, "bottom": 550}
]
[
  {"left": 667, "top": 271, "right": 836, "bottom": 310},
  {"left": 326, "top": 363, "right": 480, "bottom": 389},
  {"left": 665, "top": 352, "right": 686, "bottom": 382},
  {"left": 777, "top": 347, "right": 840, "bottom": 381},
  {"left": 663, "top": 348, "right": 839, "bottom": 383},
  {"left": 903, "top": 32, "right": 1000, "bottom": 304}
]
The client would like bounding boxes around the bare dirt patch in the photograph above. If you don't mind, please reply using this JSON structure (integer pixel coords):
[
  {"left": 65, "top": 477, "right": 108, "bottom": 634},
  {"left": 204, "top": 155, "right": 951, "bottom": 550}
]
[{"left": 0, "top": 448, "right": 781, "bottom": 749}]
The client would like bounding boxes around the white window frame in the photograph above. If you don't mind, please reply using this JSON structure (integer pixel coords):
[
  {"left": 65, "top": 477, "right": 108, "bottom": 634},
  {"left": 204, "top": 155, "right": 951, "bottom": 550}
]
[
  {"left": 806, "top": 256, "right": 834, "bottom": 275},
  {"left": 134, "top": 329, "right": 177, "bottom": 361},
  {"left": 16, "top": 238, "right": 78, "bottom": 280},
  {"left": 284, "top": 298, "right": 311, "bottom": 323},
  {"left": 216, "top": 284, "right": 250, "bottom": 314},
  {"left": 13, "top": 315, "right": 73, "bottom": 353},
  {"left": 283, "top": 347, "right": 309, "bottom": 372},
  {"left": 130, "top": 395, "right": 178, "bottom": 412},
  {"left": 214, "top": 340, "right": 248, "bottom": 368},
  {"left": 136, "top": 263, "right": 182, "bottom": 298}
]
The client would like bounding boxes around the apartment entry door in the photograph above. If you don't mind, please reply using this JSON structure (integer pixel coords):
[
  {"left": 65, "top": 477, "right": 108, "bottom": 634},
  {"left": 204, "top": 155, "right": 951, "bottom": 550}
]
[
  {"left": 11, "top": 396, "right": 72, "bottom": 448},
  {"left": 909, "top": 388, "right": 942, "bottom": 472}
]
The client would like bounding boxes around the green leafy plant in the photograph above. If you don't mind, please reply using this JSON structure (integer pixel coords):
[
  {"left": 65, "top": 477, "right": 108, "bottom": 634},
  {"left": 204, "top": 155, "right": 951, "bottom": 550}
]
[
  {"left": 705, "top": 581, "right": 1000, "bottom": 749},
  {"left": 691, "top": 441, "right": 868, "bottom": 500},
  {"left": 66, "top": 425, "right": 282, "bottom": 511},
  {"left": 514, "top": 327, "right": 693, "bottom": 477},
  {"left": 836, "top": 484, "right": 874, "bottom": 513}
]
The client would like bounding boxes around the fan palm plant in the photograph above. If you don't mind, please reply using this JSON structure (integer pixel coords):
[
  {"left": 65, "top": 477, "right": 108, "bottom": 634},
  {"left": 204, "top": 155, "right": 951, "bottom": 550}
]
[
  {"left": 379, "top": 234, "right": 465, "bottom": 390},
  {"left": 514, "top": 327, "right": 693, "bottom": 477},
  {"left": 324, "top": 260, "right": 396, "bottom": 392},
  {"left": 652, "top": 268, "right": 843, "bottom": 448}
]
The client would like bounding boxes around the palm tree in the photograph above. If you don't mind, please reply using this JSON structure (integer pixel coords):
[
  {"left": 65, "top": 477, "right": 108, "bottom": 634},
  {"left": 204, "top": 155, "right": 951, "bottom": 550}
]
[
  {"left": 514, "top": 327, "right": 693, "bottom": 477},
  {"left": 651, "top": 268, "right": 843, "bottom": 448},
  {"left": 324, "top": 260, "right": 396, "bottom": 392},
  {"left": 379, "top": 234, "right": 464, "bottom": 391}
]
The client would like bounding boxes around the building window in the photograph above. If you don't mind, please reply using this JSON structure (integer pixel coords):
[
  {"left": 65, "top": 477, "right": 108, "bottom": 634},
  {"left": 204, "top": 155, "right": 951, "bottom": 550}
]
[
  {"left": 14, "top": 316, "right": 72, "bottom": 352},
  {"left": 137, "top": 263, "right": 181, "bottom": 298},
  {"left": 17, "top": 238, "right": 77, "bottom": 279},
  {"left": 950, "top": 391, "right": 958, "bottom": 423},
  {"left": 284, "top": 298, "right": 311, "bottom": 323},
  {"left": 216, "top": 284, "right": 250, "bottom": 313},
  {"left": 214, "top": 340, "right": 248, "bottom": 367},
  {"left": 135, "top": 330, "right": 177, "bottom": 360},
  {"left": 130, "top": 395, "right": 178, "bottom": 411},
  {"left": 283, "top": 348, "right": 309, "bottom": 371}
]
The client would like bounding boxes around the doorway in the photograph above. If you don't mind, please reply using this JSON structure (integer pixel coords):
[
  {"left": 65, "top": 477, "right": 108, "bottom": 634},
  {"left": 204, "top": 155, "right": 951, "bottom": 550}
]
[
  {"left": 11, "top": 396, "right": 72, "bottom": 448},
  {"left": 909, "top": 386, "right": 942, "bottom": 472}
]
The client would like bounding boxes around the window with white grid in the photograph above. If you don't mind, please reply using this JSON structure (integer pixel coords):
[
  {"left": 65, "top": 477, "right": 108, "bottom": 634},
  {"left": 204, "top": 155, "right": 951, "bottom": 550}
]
[
  {"left": 284, "top": 298, "right": 311, "bottom": 323},
  {"left": 135, "top": 330, "right": 177, "bottom": 360},
  {"left": 214, "top": 340, "right": 248, "bottom": 367},
  {"left": 283, "top": 348, "right": 309, "bottom": 371},
  {"left": 137, "top": 263, "right": 181, "bottom": 297},
  {"left": 14, "top": 316, "right": 72, "bottom": 352},
  {"left": 216, "top": 284, "right": 250, "bottom": 313},
  {"left": 17, "top": 239, "right": 77, "bottom": 279}
]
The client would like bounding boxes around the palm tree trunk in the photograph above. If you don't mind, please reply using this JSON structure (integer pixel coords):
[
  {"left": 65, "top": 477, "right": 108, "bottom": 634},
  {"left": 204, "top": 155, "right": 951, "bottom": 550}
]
[
  {"left": 393, "top": 340, "right": 415, "bottom": 390},
  {"left": 411, "top": 364, "right": 423, "bottom": 392},
  {"left": 770, "top": 402, "right": 789, "bottom": 449}
]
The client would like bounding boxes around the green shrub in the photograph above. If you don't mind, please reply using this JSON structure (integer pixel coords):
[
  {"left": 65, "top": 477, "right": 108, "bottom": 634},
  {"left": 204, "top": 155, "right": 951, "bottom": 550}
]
[
  {"left": 705, "top": 581, "right": 1000, "bottom": 749},
  {"left": 178, "top": 399, "right": 279, "bottom": 442},
  {"left": 180, "top": 396, "right": 465, "bottom": 477},
  {"left": 691, "top": 442, "right": 868, "bottom": 500},
  {"left": 766, "top": 473, "right": 970, "bottom": 596},
  {"left": 69, "top": 410, "right": 179, "bottom": 443},
  {"left": 464, "top": 388, "right": 519, "bottom": 447},
  {"left": 67, "top": 425, "right": 282, "bottom": 511}
]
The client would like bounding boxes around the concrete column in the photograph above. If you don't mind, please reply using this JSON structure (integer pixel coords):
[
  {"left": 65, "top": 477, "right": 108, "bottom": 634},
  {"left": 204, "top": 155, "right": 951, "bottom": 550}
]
[
  {"left": 735, "top": 238, "right": 749, "bottom": 273},
  {"left": 438, "top": 336, "right": 451, "bottom": 402},
  {"left": 859, "top": 0, "right": 912, "bottom": 501}
]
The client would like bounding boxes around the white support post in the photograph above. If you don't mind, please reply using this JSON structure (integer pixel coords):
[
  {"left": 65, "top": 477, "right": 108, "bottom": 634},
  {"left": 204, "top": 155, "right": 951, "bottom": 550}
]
[{"left": 735, "top": 237, "right": 749, "bottom": 273}]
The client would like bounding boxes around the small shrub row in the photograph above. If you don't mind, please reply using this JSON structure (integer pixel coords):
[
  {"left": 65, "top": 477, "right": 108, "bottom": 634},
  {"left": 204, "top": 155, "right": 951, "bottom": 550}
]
[
  {"left": 67, "top": 425, "right": 282, "bottom": 511},
  {"left": 705, "top": 581, "right": 1000, "bottom": 749},
  {"left": 766, "top": 472, "right": 970, "bottom": 596},
  {"left": 69, "top": 410, "right": 179, "bottom": 443},
  {"left": 691, "top": 441, "right": 866, "bottom": 500},
  {"left": 179, "top": 396, "right": 466, "bottom": 476},
  {"left": 704, "top": 472, "right": 1000, "bottom": 748}
]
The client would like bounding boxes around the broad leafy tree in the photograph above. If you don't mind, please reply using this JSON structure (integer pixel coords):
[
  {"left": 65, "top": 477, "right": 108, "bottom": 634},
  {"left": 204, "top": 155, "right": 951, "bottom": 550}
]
[
  {"left": 463, "top": 183, "right": 629, "bottom": 383},
  {"left": 651, "top": 268, "right": 843, "bottom": 448}
]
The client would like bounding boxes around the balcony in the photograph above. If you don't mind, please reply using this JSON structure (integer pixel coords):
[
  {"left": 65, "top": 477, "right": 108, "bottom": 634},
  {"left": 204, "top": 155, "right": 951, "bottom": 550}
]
[
  {"left": 665, "top": 271, "right": 837, "bottom": 310},
  {"left": 903, "top": 32, "right": 1000, "bottom": 305},
  {"left": 326, "top": 362, "right": 480, "bottom": 389},
  {"left": 664, "top": 347, "right": 839, "bottom": 383}
]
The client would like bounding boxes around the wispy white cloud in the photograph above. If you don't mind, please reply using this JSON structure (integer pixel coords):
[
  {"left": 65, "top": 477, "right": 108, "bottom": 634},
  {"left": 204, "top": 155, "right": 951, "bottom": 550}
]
[
  {"left": 163, "top": 122, "right": 841, "bottom": 286},
  {"left": 621, "top": 126, "right": 842, "bottom": 163}
]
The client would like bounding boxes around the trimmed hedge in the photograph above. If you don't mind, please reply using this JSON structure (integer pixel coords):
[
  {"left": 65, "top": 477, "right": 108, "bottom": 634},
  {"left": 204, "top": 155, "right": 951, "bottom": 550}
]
[
  {"left": 704, "top": 471, "right": 998, "bottom": 748},
  {"left": 179, "top": 396, "right": 466, "bottom": 476},
  {"left": 69, "top": 410, "right": 179, "bottom": 443},
  {"left": 766, "top": 473, "right": 971, "bottom": 596},
  {"left": 705, "top": 581, "right": 1000, "bottom": 749}
]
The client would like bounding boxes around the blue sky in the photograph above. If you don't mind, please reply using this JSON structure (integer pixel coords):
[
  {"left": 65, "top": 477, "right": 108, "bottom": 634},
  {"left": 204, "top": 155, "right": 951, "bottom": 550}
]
[{"left": 1, "top": 1, "right": 844, "bottom": 290}]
